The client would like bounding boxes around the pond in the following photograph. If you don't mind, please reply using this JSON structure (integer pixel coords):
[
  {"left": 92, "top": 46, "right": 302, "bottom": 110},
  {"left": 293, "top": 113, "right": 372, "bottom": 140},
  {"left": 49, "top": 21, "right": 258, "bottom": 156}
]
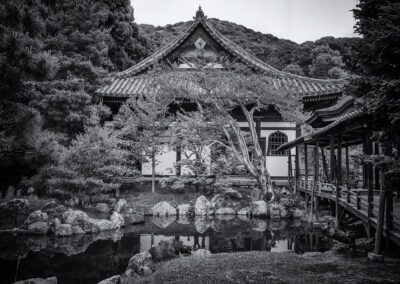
[{"left": 0, "top": 216, "right": 332, "bottom": 284}]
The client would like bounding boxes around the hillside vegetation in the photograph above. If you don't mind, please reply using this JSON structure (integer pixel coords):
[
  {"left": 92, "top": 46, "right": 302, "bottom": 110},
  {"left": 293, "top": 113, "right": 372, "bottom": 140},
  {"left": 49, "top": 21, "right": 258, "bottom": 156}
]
[{"left": 140, "top": 18, "right": 360, "bottom": 79}]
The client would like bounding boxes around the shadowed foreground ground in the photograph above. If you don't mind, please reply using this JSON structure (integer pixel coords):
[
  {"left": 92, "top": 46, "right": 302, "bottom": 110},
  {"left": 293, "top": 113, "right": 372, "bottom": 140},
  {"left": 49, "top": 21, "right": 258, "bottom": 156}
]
[{"left": 139, "top": 250, "right": 400, "bottom": 284}]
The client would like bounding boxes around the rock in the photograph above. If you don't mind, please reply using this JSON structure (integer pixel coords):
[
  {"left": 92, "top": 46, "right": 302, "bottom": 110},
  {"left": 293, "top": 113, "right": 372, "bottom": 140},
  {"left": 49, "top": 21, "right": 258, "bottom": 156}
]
[
  {"left": 123, "top": 214, "right": 145, "bottom": 225},
  {"left": 210, "top": 193, "right": 241, "bottom": 211},
  {"left": 270, "top": 203, "right": 283, "bottom": 220},
  {"left": 149, "top": 240, "right": 180, "bottom": 262},
  {"left": 62, "top": 209, "right": 89, "bottom": 226},
  {"left": 91, "top": 219, "right": 115, "bottom": 232},
  {"left": 98, "top": 275, "right": 121, "bottom": 284},
  {"left": 27, "top": 187, "right": 35, "bottom": 195},
  {"left": 95, "top": 203, "right": 111, "bottom": 213},
  {"left": 280, "top": 207, "right": 290, "bottom": 219},
  {"left": 123, "top": 269, "right": 137, "bottom": 278},
  {"left": 55, "top": 224, "right": 72, "bottom": 237},
  {"left": 237, "top": 207, "right": 251, "bottom": 216},
  {"left": 194, "top": 217, "right": 210, "bottom": 234},
  {"left": 41, "top": 201, "right": 58, "bottom": 212},
  {"left": 110, "top": 211, "right": 125, "bottom": 229},
  {"left": 251, "top": 218, "right": 267, "bottom": 232},
  {"left": 151, "top": 201, "right": 176, "bottom": 217},
  {"left": 177, "top": 215, "right": 191, "bottom": 225},
  {"left": 71, "top": 225, "right": 85, "bottom": 235},
  {"left": 177, "top": 204, "right": 194, "bottom": 216},
  {"left": 214, "top": 207, "right": 236, "bottom": 215},
  {"left": 192, "top": 249, "right": 211, "bottom": 256},
  {"left": 293, "top": 208, "right": 305, "bottom": 219},
  {"left": 195, "top": 195, "right": 212, "bottom": 216},
  {"left": 49, "top": 218, "right": 61, "bottom": 233},
  {"left": 250, "top": 188, "right": 262, "bottom": 201},
  {"left": 113, "top": 199, "right": 127, "bottom": 213},
  {"left": 24, "top": 210, "right": 48, "bottom": 225},
  {"left": 251, "top": 201, "right": 269, "bottom": 217},
  {"left": 237, "top": 214, "right": 250, "bottom": 222},
  {"left": 151, "top": 216, "right": 176, "bottom": 229},
  {"left": 0, "top": 198, "right": 29, "bottom": 213},
  {"left": 126, "top": 251, "right": 153, "bottom": 272},
  {"left": 28, "top": 222, "right": 49, "bottom": 235},
  {"left": 137, "top": 266, "right": 152, "bottom": 277},
  {"left": 14, "top": 277, "right": 57, "bottom": 284},
  {"left": 222, "top": 188, "right": 242, "bottom": 200},
  {"left": 54, "top": 205, "right": 67, "bottom": 218}
]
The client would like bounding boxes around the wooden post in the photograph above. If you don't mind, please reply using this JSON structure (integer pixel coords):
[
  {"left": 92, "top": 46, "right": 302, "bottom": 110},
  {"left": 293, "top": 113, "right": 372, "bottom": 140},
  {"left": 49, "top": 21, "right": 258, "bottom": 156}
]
[
  {"left": 321, "top": 148, "right": 329, "bottom": 182},
  {"left": 373, "top": 171, "right": 386, "bottom": 256},
  {"left": 336, "top": 135, "right": 342, "bottom": 226},
  {"left": 367, "top": 142, "right": 373, "bottom": 220},
  {"left": 330, "top": 136, "right": 336, "bottom": 183},
  {"left": 346, "top": 146, "right": 350, "bottom": 203},
  {"left": 374, "top": 142, "right": 380, "bottom": 191},
  {"left": 288, "top": 150, "right": 293, "bottom": 188},
  {"left": 295, "top": 146, "right": 300, "bottom": 193},
  {"left": 304, "top": 143, "right": 309, "bottom": 190},
  {"left": 310, "top": 141, "right": 320, "bottom": 222}
]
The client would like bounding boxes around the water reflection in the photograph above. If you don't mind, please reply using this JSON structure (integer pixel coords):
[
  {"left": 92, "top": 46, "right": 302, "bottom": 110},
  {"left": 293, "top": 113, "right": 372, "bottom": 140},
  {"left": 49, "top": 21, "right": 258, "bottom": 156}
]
[{"left": 0, "top": 216, "right": 332, "bottom": 284}]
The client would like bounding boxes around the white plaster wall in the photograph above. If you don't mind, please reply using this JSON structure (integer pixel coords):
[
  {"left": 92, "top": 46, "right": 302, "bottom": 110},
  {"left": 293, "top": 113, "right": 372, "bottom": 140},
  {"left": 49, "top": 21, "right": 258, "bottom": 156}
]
[
  {"left": 261, "top": 129, "right": 296, "bottom": 177},
  {"left": 142, "top": 144, "right": 176, "bottom": 176},
  {"left": 261, "top": 121, "right": 296, "bottom": 128},
  {"left": 141, "top": 123, "right": 297, "bottom": 178}
]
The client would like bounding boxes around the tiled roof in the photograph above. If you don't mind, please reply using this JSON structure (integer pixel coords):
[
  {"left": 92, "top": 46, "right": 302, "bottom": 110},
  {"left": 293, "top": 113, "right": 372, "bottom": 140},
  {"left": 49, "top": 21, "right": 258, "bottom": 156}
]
[
  {"left": 306, "top": 95, "right": 355, "bottom": 126},
  {"left": 98, "top": 12, "right": 347, "bottom": 98},
  {"left": 277, "top": 109, "right": 365, "bottom": 151}
]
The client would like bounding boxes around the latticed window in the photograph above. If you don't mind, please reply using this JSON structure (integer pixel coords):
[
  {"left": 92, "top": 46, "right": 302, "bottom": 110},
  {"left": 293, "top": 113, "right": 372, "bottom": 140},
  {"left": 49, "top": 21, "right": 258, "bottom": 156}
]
[{"left": 267, "top": 131, "right": 288, "bottom": 156}]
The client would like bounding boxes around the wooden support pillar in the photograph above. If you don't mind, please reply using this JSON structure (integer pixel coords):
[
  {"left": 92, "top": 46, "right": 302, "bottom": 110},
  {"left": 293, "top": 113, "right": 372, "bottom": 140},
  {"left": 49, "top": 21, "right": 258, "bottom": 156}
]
[
  {"left": 321, "top": 148, "right": 329, "bottom": 182},
  {"left": 310, "top": 141, "right": 320, "bottom": 222},
  {"left": 295, "top": 146, "right": 300, "bottom": 193},
  {"left": 345, "top": 146, "right": 350, "bottom": 203},
  {"left": 336, "top": 135, "right": 342, "bottom": 226},
  {"left": 288, "top": 150, "right": 293, "bottom": 188},
  {"left": 367, "top": 144, "right": 373, "bottom": 220},
  {"left": 304, "top": 143, "right": 309, "bottom": 190},
  {"left": 373, "top": 171, "right": 386, "bottom": 256},
  {"left": 374, "top": 142, "right": 380, "bottom": 191},
  {"left": 330, "top": 136, "right": 336, "bottom": 183}
]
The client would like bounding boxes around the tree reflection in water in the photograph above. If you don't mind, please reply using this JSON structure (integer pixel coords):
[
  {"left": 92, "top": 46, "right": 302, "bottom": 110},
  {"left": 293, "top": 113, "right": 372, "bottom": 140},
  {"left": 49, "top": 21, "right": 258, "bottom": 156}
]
[{"left": 0, "top": 216, "right": 332, "bottom": 283}]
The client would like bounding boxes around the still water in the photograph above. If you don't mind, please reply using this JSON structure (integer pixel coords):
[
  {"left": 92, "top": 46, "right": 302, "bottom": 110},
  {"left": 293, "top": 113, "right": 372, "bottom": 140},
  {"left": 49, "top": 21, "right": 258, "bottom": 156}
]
[{"left": 0, "top": 216, "right": 332, "bottom": 284}]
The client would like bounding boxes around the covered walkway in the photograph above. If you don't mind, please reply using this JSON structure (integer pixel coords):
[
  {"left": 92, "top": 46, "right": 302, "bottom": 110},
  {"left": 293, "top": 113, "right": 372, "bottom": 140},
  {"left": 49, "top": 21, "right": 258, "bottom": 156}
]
[{"left": 278, "top": 106, "right": 400, "bottom": 254}]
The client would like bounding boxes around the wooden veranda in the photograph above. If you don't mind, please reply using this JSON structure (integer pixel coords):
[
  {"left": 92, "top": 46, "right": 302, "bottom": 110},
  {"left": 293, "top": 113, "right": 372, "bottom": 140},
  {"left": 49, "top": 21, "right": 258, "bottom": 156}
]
[{"left": 278, "top": 109, "right": 400, "bottom": 255}]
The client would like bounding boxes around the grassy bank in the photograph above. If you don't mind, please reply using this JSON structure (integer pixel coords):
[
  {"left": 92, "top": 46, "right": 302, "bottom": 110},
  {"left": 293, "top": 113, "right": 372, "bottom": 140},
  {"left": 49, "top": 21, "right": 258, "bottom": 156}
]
[{"left": 138, "top": 250, "right": 400, "bottom": 283}]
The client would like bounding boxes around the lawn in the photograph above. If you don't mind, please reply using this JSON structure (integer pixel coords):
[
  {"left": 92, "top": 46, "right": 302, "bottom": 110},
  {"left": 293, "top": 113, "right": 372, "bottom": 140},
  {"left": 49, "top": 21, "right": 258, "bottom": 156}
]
[{"left": 138, "top": 250, "right": 400, "bottom": 283}]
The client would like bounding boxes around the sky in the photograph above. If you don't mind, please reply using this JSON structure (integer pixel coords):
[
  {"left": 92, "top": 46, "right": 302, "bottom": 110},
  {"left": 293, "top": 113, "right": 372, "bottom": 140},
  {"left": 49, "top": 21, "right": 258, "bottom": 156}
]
[{"left": 131, "top": 0, "right": 359, "bottom": 44}]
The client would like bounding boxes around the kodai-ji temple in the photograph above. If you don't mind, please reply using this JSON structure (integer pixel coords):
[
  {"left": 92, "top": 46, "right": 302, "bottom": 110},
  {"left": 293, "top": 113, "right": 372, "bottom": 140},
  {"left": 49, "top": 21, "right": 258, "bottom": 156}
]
[{"left": 97, "top": 7, "right": 346, "bottom": 181}]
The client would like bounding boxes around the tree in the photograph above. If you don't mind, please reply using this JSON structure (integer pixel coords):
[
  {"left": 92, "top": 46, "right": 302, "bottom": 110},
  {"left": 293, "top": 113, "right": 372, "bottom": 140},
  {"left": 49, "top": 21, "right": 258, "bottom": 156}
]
[
  {"left": 27, "top": 120, "right": 135, "bottom": 200},
  {"left": 351, "top": 0, "right": 400, "bottom": 185},
  {"left": 282, "top": 64, "right": 305, "bottom": 76},
  {"left": 155, "top": 67, "right": 304, "bottom": 202},
  {"left": 309, "top": 45, "right": 347, "bottom": 78},
  {"left": 115, "top": 88, "right": 177, "bottom": 193},
  {"left": 0, "top": 0, "right": 150, "bottom": 188}
]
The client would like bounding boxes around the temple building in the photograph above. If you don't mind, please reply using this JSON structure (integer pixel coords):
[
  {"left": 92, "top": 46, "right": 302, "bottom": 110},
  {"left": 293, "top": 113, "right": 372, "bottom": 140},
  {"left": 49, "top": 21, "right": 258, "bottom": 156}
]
[{"left": 96, "top": 7, "right": 346, "bottom": 182}]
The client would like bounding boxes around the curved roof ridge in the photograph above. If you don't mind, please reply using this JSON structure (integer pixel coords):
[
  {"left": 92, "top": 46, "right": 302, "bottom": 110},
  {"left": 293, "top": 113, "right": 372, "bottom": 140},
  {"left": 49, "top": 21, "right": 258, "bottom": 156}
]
[
  {"left": 114, "top": 16, "right": 348, "bottom": 89},
  {"left": 203, "top": 20, "right": 347, "bottom": 84},
  {"left": 117, "top": 20, "right": 200, "bottom": 77}
]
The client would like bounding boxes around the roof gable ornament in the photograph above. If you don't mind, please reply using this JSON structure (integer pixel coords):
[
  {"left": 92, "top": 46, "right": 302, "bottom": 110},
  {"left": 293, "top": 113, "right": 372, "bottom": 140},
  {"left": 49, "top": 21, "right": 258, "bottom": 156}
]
[{"left": 194, "top": 6, "right": 207, "bottom": 21}]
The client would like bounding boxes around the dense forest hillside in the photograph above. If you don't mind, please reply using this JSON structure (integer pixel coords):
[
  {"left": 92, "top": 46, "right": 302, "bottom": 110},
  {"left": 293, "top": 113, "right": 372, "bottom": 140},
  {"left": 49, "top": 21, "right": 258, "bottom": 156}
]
[
  {"left": 140, "top": 18, "right": 360, "bottom": 78},
  {"left": 0, "top": 0, "right": 151, "bottom": 188}
]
